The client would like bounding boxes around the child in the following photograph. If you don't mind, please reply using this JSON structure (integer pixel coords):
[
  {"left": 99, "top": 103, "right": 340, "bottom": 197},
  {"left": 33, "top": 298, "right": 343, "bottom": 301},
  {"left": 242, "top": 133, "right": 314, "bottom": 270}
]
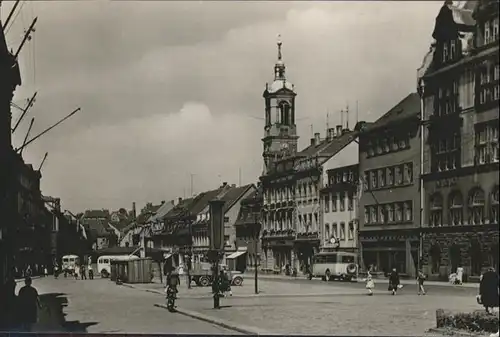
[
  {"left": 417, "top": 269, "right": 426, "bottom": 295},
  {"left": 365, "top": 271, "right": 375, "bottom": 296}
]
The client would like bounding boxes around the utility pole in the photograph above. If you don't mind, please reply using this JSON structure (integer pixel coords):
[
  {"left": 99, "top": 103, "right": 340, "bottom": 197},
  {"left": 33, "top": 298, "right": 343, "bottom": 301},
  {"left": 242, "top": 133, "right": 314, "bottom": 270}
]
[
  {"left": 15, "top": 107, "right": 81, "bottom": 153},
  {"left": 18, "top": 117, "right": 34, "bottom": 156},
  {"left": 12, "top": 92, "right": 37, "bottom": 133},
  {"left": 3, "top": 0, "right": 20, "bottom": 30},
  {"left": 37, "top": 152, "right": 48, "bottom": 171},
  {"left": 14, "top": 17, "right": 37, "bottom": 59}
]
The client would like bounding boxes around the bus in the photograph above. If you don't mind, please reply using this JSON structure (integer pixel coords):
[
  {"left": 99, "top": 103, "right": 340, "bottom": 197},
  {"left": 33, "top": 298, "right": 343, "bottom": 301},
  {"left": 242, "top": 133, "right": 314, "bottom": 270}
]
[
  {"left": 97, "top": 255, "right": 139, "bottom": 278},
  {"left": 62, "top": 255, "right": 80, "bottom": 275},
  {"left": 311, "top": 251, "right": 358, "bottom": 282}
]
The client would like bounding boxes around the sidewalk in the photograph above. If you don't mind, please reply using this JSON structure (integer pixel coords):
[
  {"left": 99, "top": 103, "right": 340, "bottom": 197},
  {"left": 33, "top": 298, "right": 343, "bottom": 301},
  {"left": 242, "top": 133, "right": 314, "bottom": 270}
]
[{"left": 250, "top": 272, "right": 479, "bottom": 288}]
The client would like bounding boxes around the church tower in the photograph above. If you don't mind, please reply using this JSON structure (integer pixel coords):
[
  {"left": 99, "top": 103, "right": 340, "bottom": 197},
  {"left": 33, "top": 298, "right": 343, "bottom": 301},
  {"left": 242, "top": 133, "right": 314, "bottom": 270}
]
[{"left": 262, "top": 36, "right": 298, "bottom": 174}]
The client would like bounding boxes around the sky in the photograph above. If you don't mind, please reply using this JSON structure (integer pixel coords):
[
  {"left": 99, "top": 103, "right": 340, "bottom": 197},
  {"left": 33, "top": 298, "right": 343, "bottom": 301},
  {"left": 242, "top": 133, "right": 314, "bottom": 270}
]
[{"left": 2, "top": 1, "right": 443, "bottom": 213}]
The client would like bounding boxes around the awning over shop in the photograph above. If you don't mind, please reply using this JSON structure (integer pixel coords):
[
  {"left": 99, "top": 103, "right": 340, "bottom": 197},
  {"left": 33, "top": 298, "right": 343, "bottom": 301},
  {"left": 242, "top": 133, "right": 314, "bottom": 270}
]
[{"left": 227, "top": 250, "right": 247, "bottom": 259}]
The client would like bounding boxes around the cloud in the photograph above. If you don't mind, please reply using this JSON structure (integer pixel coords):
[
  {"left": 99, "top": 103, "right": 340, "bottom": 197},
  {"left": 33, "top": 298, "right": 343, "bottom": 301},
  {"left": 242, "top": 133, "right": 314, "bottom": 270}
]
[{"left": 3, "top": 1, "right": 442, "bottom": 211}]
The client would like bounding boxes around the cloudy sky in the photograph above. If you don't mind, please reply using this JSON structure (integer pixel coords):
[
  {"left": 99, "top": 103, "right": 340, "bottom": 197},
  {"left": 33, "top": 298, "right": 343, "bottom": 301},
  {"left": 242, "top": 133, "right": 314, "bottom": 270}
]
[{"left": 2, "top": 1, "right": 442, "bottom": 212}]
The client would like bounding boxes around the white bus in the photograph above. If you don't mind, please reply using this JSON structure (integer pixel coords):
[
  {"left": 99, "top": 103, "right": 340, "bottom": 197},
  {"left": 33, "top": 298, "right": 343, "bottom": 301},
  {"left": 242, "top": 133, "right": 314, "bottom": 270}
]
[
  {"left": 62, "top": 255, "right": 80, "bottom": 275},
  {"left": 97, "top": 255, "right": 139, "bottom": 278},
  {"left": 311, "top": 251, "right": 358, "bottom": 282}
]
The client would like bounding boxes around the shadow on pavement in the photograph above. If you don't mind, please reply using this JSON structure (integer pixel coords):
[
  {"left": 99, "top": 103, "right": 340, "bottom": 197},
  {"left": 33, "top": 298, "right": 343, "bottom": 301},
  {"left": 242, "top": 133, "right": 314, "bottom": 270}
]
[{"left": 34, "top": 293, "right": 98, "bottom": 332}]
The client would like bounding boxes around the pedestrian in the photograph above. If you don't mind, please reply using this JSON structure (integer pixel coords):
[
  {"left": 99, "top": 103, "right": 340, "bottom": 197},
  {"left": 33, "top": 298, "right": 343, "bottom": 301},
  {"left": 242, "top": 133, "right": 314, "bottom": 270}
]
[
  {"left": 479, "top": 267, "right": 499, "bottom": 314},
  {"left": 43, "top": 265, "right": 48, "bottom": 277},
  {"left": 80, "top": 265, "right": 87, "bottom": 280},
  {"left": 388, "top": 268, "right": 401, "bottom": 295},
  {"left": 365, "top": 271, "right": 375, "bottom": 296},
  {"left": 417, "top": 269, "right": 427, "bottom": 295},
  {"left": 88, "top": 264, "right": 94, "bottom": 280},
  {"left": 17, "top": 277, "right": 42, "bottom": 332},
  {"left": 74, "top": 264, "right": 80, "bottom": 280}
]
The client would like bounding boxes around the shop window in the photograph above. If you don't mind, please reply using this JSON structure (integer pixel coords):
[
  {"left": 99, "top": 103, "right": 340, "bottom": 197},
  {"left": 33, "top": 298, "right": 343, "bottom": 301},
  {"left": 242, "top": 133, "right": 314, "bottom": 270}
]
[
  {"left": 468, "top": 188, "right": 485, "bottom": 225},
  {"left": 429, "top": 193, "right": 443, "bottom": 227},
  {"left": 449, "top": 191, "right": 463, "bottom": 226}
]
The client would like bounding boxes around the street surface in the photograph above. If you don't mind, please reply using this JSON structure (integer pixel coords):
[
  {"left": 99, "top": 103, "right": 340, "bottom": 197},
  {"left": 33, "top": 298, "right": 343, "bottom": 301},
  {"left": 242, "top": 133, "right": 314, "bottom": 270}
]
[
  {"left": 143, "top": 275, "right": 481, "bottom": 336},
  {"left": 16, "top": 276, "right": 238, "bottom": 334}
]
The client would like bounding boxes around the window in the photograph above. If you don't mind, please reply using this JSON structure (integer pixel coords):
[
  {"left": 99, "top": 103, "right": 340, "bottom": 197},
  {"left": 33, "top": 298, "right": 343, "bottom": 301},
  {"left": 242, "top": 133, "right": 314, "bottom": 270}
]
[
  {"left": 493, "top": 17, "right": 499, "bottom": 42},
  {"left": 332, "top": 223, "right": 338, "bottom": 238},
  {"left": 348, "top": 192, "right": 354, "bottom": 211},
  {"left": 340, "top": 222, "right": 346, "bottom": 240},
  {"left": 364, "top": 207, "right": 370, "bottom": 224},
  {"left": 491, "top": 187, "right": 499, "bottom": 224},
  {"left": 378, "top": 169, "right": 386, "bottom": 187},
  {"left": 382, "top": 138, "right": 390, "bottom": 153},
  {"left": 485, "top": 21, "right": 491, "bottom": 45},
  {"left": 443, "top": 43, "right": 449, "bottom": 62},
  {"left": 404, "top": 163, "right": 413, "bottom": 184},
  {"left": 375, "top": 140, "right": 383, "bottom": 155},
  {"left": 468, "top": 188, "right": 485, "bottom": 225},
  {"left": 379, "top": 205, "right": 386, "bottom": 224},
  {"left": 432, "top": 133, "right": 460, "bottom": 172},
  {"left": 324, "top": 195, "right": 330, "bottom": 213},
  {"left": 348, "top": 222, "right": 354, "bottom": 240},
  {"left": 386, "top": 167, "right": 394, "bottom": 186},
  {"left": 429, "top": 193, "right": 443, "bottom": 227},
  {"left": 387, "top": 203, "right": 395, "bottom": 222},
  {"left": 332, "top": 194, "right": 338, "bottom": 212},
  {"left": 395, "top": 165, "right": 403, "bottom": 185},
  {"left": 449, "top": 191, "right": 463, "bottom": 226},
  {"left": 325, "top": 223, "right": 330, "bottom": 240},
  {"left": 341, "top": 255, "right": 355, "bottom": 263},
  {"left": 475, "top": 122, "right": 499, "bottom": 164},
  {"left": 339, "top": 193, "right": 345, "bottom": 212},
  {"left": 404, "top": 202, "right": 413, "bottom": 222},
  {"left": 370, "top": 206, "right": 378, "bottom": 224},
  {"left": 367, "top": 142, "right": 375, "bottom": 157},
  {"left": 450, "top": 40, "right": 456, "bottom": 59},
  {"left": 395, "top": 202, "right": 403, "bottom": 222},
  {"left": 363, "top": 172, "right": 369, "bottom": 191},
  {"left": 371, "top": 171, "right": 378, "bottom": 189}
]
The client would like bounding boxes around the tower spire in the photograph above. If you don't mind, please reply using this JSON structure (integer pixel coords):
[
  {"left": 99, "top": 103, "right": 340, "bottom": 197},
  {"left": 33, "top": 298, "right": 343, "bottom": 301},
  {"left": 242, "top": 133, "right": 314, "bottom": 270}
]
[{"left": 274, "top": 34, "right": 286, "bottom": 80}]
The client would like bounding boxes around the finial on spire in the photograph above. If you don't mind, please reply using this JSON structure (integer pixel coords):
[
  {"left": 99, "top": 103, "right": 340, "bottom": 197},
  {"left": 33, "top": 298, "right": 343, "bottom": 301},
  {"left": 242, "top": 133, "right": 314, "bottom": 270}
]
[{"left": 277, "top": 34, "right": 282, "bottom": 61}]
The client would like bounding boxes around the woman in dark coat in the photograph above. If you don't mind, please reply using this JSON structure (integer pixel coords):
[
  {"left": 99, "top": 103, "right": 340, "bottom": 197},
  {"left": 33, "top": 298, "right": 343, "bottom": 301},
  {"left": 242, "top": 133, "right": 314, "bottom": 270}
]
[
  {"left": 479, "top": 267, "right": 499, "bottom": 313},
  {"left": 388, "top": 268, "right": 400, "bottom": 295}
]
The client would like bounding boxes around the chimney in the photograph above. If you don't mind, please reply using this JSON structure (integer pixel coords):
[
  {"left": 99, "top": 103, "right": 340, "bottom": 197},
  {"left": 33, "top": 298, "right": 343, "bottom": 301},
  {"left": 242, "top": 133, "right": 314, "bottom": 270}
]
[
  {"left": 222, "top": 182, "right": 228, "bottom": 188},
  {"left": 314, "top": 132, "right": 320, "bottom": 145},
  {"left": 327, "top": 128, "right": 335, "bottom": 140},
  {"left": 132, "top": 202, "right": 136, "bottom": 220},
  {"left": 310, "top": 138, "right": 315, "bottom": 146},
  {"left": 336, "top": 125, "right": 342, "bottom": 136},
  {"left": 178, "top": 197, "right": 183, "bottom": 205},
  {"left": 231, "top": 184, "right": 236, "bottom": 188},
  {"left": 161, "top": 200, "right": 165, "bottom": 204}
]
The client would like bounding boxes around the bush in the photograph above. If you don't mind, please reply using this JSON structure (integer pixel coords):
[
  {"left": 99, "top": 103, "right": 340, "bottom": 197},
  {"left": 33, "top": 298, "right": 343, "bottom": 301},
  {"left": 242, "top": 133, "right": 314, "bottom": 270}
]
[{"left": 436, "top": 309, "right": 499, "bottom": 333}]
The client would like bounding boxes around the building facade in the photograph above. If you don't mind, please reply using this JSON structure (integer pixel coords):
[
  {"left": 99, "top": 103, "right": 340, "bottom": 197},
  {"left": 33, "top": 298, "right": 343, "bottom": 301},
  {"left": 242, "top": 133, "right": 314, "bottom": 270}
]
[
  {"left": 420, "top": 1, "right": 499, "bottom": 281},
  {"left": 358, "top": 93, "right": 421, "bottom": 277}
]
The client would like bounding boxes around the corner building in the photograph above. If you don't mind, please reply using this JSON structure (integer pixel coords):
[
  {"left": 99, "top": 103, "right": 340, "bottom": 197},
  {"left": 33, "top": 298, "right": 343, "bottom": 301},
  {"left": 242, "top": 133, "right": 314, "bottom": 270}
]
[{"left": 419, "top": 1, "right": 499, "bottom": 281}]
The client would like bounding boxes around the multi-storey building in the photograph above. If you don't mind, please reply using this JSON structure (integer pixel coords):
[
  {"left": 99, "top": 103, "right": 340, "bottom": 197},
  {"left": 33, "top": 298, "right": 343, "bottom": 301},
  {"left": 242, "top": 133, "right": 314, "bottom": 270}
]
[
  {"left": 260, "top": 38, "right": 299, "bottom": 272},
  {"left": 320, "top": 162, "right": 359, "bottom": 254},
  {"left": 358, "top": 93, "right": 421, "bottom": 277},
  {"left": 419, "top": 0, "right": 499, "bottom": 281}
]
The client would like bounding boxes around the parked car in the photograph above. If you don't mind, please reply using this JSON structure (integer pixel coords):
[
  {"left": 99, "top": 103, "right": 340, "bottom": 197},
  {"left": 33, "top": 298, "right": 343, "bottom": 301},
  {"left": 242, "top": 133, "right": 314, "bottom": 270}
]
[{"left": 189, "top": 262, "right": 244, "bottom": 287}]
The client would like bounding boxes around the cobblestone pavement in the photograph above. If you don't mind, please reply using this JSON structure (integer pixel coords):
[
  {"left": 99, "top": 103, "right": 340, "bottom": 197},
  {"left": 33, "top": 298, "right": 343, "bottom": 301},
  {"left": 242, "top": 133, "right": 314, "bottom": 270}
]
[
  {"left": 22, "top": 276, "right": 238, "bottom": 334},
  {"left": 176, "top": 290, "right": 482, "bottom": 336}
]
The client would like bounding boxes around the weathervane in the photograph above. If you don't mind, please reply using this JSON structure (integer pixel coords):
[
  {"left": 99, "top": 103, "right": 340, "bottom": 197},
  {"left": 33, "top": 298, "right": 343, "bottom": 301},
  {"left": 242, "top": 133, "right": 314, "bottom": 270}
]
[{"left": 277, "top": 34, "right": 282, "bottom": 61}]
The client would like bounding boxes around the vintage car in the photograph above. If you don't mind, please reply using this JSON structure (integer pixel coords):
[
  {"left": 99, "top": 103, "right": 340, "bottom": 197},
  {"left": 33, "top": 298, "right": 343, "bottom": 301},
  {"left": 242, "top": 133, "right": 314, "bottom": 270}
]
[{"left": 187, "top": 262, "right": 244, "bottom": 287}]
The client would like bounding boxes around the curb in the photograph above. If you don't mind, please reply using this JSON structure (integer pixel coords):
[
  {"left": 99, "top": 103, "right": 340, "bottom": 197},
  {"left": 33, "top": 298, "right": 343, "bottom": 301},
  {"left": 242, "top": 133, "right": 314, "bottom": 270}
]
[
  {"left": 122, "top": 283, "right": 367, "bottom": 299},
  {"left": 15, "top": 275, "right": 42, "bottom": 283},
  {"left": 427, "top": 328, "right": 491, "bottom": 337},
  {"left": 154, "top": 303, "right": 274, "bottom": 335}
]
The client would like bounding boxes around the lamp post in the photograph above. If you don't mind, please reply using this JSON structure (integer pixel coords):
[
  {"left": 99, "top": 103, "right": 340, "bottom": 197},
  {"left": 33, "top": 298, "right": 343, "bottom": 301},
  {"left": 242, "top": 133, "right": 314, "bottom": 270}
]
[
  {"left": 417, "top": 78, "right": 425, "bottom": 278},
  {"left": 252, "top": 194, "right": 261, "bottom": 295}
]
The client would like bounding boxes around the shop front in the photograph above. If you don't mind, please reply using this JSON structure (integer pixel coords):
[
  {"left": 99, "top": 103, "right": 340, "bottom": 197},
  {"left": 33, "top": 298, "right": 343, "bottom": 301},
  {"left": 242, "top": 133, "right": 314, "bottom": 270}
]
[
  {"left": 293, "top": 234, "right": 320, "bottom": 273},
  {"left": 261, "top": 231, "right": 294, "bottom": 273}
]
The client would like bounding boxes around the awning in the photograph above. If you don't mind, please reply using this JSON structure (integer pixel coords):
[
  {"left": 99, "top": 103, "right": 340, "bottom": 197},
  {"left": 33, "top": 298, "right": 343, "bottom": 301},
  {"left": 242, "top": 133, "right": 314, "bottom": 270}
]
[{"left": 227, "top": 250, "right": 247, "bottom": 259}]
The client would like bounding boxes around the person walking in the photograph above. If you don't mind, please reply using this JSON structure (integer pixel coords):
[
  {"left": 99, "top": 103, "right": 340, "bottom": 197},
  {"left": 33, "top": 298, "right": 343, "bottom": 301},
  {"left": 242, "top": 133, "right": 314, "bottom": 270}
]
[
  {"left": 365, "top": 271, "right": 375, "bottom": 296},
  {"left": 74, "top": 264, "right": 80, "bottom": 280},
  {"left": 17, "top": 277, "right": 42, "bottom": 332},
  {"left": 88, "top": 264, "right": 94, "bottom": 280},
  {"left": 479, "top": 267, "right": 499, "bottom": 314},
  {"left": 417, "top": 269, "right": 427, "bottom": 295},
  {"left": 388, "top": 268, "right": 401, "bottom": 295},
  {"left": 80, "top": 264, "right": 87, "bottom": 280}
]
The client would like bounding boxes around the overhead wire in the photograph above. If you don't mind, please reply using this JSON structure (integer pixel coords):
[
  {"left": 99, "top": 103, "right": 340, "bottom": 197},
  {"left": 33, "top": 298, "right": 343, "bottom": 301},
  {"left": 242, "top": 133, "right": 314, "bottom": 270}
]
[{"left": 5, "top": 0, "right": 25, "bottom": 35}]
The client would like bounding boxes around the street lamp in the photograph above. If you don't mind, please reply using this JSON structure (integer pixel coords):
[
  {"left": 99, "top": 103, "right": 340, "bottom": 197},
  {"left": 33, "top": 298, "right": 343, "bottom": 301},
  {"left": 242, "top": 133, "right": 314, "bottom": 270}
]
[
  {"left": 252, "top": 194, "right": 261, "bottom": 295},
  {"left": 417, "top": 78, "right": 426, "bottom": 277}
]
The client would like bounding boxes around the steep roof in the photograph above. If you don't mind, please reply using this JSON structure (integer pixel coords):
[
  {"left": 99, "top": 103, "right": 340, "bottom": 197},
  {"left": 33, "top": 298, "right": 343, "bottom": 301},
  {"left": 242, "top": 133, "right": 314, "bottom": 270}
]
[
  {"left": 83, "top": 209, "right": 110, "bottom": 219},
  {"left": 362, "top": 93, "right": 420, "bottom": 133},
  {"left": 241, "top": 185, "right": 263, "bottom": 206},
  {"left": 189, "top": 188, "right": 227, "bottom": 216},
  {"left": 147, "top": 200, "right": 175, "bottom": 223},
  {"left": 162, "top": 197, "right": 196, "bottom": 220},
  {"left": 317, "top": 130, "right": 358, "bottom": 159},
  {"left": 220, "top": 184, "right": 255, "bottom": 213},
  {"left": 82, "top": 218, "right": 112, "bottom": 237},
  {"left": 136, "top": 204, "right": 162, "bottom": 225}
]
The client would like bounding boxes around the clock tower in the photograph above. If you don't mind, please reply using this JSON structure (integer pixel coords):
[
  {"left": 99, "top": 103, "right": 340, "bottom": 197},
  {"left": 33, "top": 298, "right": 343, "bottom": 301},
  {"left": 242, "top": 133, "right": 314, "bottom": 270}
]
[{"left": 262, "top": 36, "right": 298, "bottom": 174}]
